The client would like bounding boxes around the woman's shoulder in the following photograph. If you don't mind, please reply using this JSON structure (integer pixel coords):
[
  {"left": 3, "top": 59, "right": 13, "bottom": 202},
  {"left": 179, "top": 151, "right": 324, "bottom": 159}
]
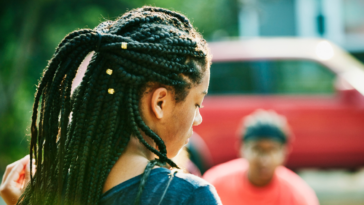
[
  {"left": 167, "top": 170, "right": 222, "bottom": 204},
  {"left": 100, "top": 167, "right": 221, "bottom": 205},
  {"left": 152, "top": 168, "right": 219, "bottom": 197},
  {"left": 173, "top": 169, "right": 212, "bottom": 188}
]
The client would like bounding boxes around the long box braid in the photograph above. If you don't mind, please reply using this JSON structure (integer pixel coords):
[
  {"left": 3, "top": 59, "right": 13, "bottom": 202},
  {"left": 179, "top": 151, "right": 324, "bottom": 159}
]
[{"left": 18, "top": 6, "right": 210, "bottom": 205}]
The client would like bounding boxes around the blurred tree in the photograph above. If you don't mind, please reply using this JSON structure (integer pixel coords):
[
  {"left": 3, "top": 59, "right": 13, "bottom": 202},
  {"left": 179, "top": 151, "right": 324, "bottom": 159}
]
[{"left": 0, "top": 0, "right": 239, "bottom": 175}]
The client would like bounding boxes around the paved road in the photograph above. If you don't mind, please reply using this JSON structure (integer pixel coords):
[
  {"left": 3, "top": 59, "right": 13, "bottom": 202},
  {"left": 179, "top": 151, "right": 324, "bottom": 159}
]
[{"left": 298, "top": 168, "right": 364, "bottom": 205}]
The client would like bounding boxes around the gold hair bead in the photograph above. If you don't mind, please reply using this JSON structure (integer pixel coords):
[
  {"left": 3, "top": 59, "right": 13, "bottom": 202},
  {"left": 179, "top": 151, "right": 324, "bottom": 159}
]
[
  {"left": 108, "top": 88, "right": 115, "bottom": 94},
  {"left": 121, "top": 42, "right": 127, "bottom": 49},
  {"left": 106, "top": 69, "right": 113, "bottom": 75}
]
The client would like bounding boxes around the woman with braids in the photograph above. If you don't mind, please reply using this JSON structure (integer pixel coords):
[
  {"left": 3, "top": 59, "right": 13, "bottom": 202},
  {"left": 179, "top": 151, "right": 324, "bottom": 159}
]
[{"left": 0, "top": 6, "right": 221, "bottom": 205}]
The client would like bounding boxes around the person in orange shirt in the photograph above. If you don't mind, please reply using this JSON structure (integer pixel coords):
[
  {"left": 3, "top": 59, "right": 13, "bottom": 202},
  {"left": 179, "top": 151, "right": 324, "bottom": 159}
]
[{"left": 203, "top": 109, "right": 319, "bottom": 205}]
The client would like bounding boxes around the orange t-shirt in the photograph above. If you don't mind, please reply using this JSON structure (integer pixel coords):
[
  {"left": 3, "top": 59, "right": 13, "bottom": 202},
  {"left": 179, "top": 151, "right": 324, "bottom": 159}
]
[{"left": 203, "top": 158, "right": 319, "bottom": 205}]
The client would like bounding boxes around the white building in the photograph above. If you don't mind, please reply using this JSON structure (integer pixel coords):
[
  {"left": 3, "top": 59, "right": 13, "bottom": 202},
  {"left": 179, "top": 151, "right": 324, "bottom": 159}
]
[{"left": 239, "top": 0, "right": 364, "bottom": 52}]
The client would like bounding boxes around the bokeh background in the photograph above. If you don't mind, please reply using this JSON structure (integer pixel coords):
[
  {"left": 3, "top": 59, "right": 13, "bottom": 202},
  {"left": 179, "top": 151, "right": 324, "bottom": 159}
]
[
  {"left": 1, "top": 0, "right": 364, "bottom": 204},
  {"left": 0, "top": 0, "right": 239, "bottom": 171}
]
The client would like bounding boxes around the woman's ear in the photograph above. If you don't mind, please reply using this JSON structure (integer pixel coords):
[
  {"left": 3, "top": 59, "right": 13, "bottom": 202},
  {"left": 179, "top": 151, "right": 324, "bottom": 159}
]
[{"left": 151, "top": 87, "right": 168, "bottom": 119}]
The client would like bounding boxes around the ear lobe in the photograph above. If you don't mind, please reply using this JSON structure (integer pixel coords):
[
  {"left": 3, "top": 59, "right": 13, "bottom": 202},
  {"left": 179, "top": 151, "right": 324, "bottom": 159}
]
[{"left": 151, "top": 87, "right": 168, "bottom": 119}]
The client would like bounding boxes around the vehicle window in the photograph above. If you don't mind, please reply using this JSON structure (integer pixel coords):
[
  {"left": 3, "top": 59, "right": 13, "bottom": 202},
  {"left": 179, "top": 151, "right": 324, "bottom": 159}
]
[{"left": 209, "top": 60, "right": 336, "bottom": 95}]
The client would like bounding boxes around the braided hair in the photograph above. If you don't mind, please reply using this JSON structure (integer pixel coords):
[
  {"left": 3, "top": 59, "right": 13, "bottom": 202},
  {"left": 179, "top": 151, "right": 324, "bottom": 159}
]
[{"left": 18, "top": 6, "right": 210, "bottom": 205}]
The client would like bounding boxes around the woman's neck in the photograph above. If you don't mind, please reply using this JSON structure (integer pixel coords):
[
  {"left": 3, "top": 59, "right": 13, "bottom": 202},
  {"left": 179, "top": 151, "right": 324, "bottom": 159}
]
[
  {"left": 102, "top": 136, "right": 157, "bottom": 193},
  {"left": 125, "top": 136, "right": 157, "bottom": 160}
]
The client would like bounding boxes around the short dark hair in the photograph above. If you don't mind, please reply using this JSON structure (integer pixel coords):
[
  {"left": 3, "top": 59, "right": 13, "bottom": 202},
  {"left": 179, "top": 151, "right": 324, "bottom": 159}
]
[{"left": 241, "top": 109, "right": 290, "bottom": 144}]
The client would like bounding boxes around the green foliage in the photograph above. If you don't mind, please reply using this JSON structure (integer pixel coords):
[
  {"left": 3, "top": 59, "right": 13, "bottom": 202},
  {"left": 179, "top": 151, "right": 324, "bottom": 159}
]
[{"left": 0, "top": 0, "right": 239, "bottom": 175}]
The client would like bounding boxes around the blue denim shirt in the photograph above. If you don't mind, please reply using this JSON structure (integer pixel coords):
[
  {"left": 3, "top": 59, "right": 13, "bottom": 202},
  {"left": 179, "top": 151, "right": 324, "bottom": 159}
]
[{"left": 99, "top": 167, "right": 222, "bottom": 205}]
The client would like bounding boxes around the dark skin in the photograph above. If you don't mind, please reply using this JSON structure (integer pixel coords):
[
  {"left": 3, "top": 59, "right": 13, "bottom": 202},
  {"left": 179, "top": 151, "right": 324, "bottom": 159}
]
[
  {"left": 240, "top": 138, "right": 287, "bottom": 187},
  {"left": 0, "top": 63, "right": 211, "bottom": 203},
  {"left": 103, "top": 66, "right": 210, "bottom": 193}
]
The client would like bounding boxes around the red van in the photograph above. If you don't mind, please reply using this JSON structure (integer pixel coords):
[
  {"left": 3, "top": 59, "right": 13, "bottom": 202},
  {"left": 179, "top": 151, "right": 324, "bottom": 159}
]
[{"left": 194, "top": 38, "right": 364, "bottom": 169}]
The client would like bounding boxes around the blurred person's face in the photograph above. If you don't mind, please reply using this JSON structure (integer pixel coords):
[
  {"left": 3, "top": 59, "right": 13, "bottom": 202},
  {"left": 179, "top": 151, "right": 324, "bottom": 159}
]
[{"left": 241, "top": 138, "right": 286, "bottom": 186}]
